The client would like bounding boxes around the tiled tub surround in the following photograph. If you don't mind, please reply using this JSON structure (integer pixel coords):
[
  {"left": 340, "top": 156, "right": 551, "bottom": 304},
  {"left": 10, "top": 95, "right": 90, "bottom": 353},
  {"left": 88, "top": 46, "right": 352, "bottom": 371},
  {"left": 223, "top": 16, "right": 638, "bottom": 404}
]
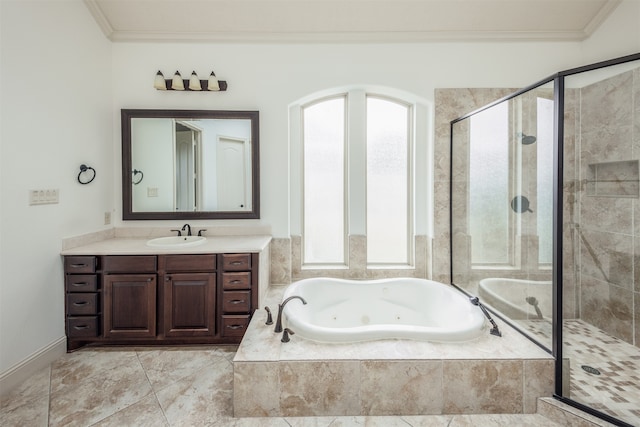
[{"left": 233, "top": 285, "right": 554, "bottom": 418}]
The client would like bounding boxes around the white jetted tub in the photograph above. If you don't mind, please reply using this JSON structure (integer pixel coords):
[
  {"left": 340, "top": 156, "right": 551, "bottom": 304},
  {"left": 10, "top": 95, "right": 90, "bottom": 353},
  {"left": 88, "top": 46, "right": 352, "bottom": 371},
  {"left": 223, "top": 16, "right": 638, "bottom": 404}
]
[
  {"left": 478, "top": 278, "right": 552, "bottom": 320},
  {"left": 281, "top": 277, "right": 486, "bottom": 343}
]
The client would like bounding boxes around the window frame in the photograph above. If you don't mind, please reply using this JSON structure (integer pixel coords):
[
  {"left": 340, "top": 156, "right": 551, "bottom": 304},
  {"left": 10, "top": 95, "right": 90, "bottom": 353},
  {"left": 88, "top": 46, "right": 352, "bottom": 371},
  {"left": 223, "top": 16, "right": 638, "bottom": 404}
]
[
  {"left": 365, "top": 94, "right": 414, "bottom": 267},
  {"left": 290, "top": 86, "right": 429, "bottom": 272}
]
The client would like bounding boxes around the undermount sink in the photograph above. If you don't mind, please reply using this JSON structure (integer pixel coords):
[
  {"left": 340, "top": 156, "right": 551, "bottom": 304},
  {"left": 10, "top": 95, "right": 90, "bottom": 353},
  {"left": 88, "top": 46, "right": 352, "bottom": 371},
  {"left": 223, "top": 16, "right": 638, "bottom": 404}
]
[{"left": 146, "top": 235, "right": 207, "bottom": 248}]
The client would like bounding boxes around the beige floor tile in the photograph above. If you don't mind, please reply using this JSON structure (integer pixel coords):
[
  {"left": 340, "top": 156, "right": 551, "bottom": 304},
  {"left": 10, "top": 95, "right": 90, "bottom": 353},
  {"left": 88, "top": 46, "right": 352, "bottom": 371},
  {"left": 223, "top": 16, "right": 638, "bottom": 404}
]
[
  {"left": 136, "top": 347, "right": 228, "bottom": 391},
  {"left": 155, "top": 357, "right": 234, "bottom": 426},
  {"left": 0, "top": 394, "right": 49, "bottom": 427},
  {"left": 48, "top": 359, "right": 152, "bottom": 427},
  {"left": 449, "top": 414, "right": 562, "bottom": 426},
  {"left": 91, "top": 393, "right": 169, "bottom": 427},
  {"left": 0, "top": 365, "right": 50, "bottom": 412},
  {"left": 50, "top": 349, "right": 140, "bottom": 394}
]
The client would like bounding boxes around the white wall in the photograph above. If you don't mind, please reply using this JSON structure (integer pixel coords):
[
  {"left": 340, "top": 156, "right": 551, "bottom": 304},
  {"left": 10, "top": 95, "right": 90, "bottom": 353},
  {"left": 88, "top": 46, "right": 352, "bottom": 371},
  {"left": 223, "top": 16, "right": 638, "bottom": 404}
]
[
  {"left": 111, "top": 16, "right": 640, "bottom": 238},
  {"left": 1, "top": 0, "right": 638, "bottom": 381},
  {"left": 0, "top": 1, "right": 112, "bottom": 374}
]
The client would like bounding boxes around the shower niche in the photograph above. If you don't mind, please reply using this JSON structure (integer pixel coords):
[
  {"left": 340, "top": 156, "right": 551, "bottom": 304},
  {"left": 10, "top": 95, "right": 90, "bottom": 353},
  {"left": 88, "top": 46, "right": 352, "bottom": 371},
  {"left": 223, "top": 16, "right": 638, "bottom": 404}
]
[
  {"left": 586, "top": 160, "right": 639, "bottom": 198},
  {"left": 450, "top": 52, "right": 640, "bottom": 427}
]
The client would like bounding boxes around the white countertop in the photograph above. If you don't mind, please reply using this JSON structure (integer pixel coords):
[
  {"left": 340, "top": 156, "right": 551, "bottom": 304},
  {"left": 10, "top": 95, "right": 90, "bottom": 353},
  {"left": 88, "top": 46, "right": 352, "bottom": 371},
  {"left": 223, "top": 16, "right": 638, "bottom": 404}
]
[{"left": 61, "top": 235, "right": 272, "bottom": 255}]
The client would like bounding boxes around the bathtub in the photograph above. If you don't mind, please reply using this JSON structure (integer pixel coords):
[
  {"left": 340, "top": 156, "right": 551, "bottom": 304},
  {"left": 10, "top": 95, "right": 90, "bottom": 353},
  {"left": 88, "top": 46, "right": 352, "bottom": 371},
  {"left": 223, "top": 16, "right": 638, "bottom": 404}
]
[
  {"left": 281, "top": 277, "right": 486, "bottom": 343},
  {"left": 478, "top": 278, "right": 552, "bottom": 320}
]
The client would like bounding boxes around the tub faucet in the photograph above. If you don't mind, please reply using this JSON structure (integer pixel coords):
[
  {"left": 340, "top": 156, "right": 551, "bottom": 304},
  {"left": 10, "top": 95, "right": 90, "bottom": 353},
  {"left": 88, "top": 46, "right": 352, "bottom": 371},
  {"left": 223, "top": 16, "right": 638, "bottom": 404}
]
[
  {"left": 274, "top": 295, "right": 307, "bottom": 333},
  {"left": 281, "top": 328, "right": 295, "bottom": 343},
  {"left": 181, "top": 223, "right": 192, "bottom": 236},
  {"left": 469, "top": 296, "right": 502, "bottom": 337},
  {"left": 264, "top": 306, "right": 273, "bottom": 325}
]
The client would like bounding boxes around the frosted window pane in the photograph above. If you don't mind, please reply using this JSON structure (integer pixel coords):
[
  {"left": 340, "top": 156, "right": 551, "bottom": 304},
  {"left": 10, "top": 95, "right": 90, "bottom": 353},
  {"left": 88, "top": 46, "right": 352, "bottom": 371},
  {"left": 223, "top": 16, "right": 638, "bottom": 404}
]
[
  {"left": 303, "top": 98, "right": 345, "bottom": 264},
  {"left": 366, "top": 97, "right": 409, "bottom": 264},
  {"left": 469, "top": 102, "right": 509, "bottom": 264},
  {"left": 537, "top": 97, "right": 554, "bottom": 264}
]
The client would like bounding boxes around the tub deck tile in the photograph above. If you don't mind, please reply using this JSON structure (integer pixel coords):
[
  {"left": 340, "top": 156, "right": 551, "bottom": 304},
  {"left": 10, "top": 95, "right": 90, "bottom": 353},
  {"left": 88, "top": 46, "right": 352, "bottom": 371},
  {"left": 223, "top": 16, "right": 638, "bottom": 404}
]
[{"left": 234, "top": 285, "right": 554, "bottom": 417}]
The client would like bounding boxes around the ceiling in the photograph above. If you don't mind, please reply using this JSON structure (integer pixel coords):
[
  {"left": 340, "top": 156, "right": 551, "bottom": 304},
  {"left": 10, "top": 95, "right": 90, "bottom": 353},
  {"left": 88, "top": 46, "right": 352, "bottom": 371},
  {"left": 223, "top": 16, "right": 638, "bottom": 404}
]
[{"left": 84, "top": 0, "right": 621, "bottom": 43}]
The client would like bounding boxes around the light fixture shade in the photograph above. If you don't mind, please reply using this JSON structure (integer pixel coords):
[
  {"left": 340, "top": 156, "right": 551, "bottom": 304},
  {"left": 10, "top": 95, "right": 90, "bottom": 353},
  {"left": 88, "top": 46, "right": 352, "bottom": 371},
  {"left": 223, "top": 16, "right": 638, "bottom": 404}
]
[
  {"left": 154, "top": 71, "right": 166, "bottom": 90},
  {"left": 188, "top": 71, "right": 202, "bottom": 91},
  {"left": 171, "top": 71, "right": 184, "bottom": 90},
  {"left": 208, "top": 71, "right": 220, "bottom": 91}
]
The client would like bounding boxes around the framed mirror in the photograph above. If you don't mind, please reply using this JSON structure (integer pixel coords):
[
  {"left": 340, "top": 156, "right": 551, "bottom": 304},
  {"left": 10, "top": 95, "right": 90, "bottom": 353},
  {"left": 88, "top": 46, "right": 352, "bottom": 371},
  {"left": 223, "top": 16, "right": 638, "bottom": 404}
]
[{"left": 122, "top": 109, "right": 259, "bottom": 220}]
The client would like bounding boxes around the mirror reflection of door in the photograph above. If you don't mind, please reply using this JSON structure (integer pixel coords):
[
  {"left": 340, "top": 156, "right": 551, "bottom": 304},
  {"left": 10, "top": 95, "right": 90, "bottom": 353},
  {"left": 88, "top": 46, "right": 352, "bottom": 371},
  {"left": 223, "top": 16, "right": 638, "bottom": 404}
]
[
  {"left": 217, "top": 136, "right": 251, "bottom": 211},
  {"left": 175, "top": 121, "right": 202, "bottom": 211}
]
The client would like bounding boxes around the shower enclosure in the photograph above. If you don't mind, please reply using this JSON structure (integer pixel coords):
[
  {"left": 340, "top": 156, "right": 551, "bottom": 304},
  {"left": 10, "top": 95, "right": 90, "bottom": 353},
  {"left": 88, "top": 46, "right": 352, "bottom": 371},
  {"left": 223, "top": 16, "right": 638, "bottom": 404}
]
[{"left": 450, "top": 52, "right": 640, "bottom": 427}]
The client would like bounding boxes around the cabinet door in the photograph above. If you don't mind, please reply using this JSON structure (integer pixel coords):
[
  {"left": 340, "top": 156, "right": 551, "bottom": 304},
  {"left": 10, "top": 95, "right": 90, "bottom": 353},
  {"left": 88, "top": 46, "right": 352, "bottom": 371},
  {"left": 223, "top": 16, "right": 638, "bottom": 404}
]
[
  {"left": 164, "top": 273, "right": 216, "bottom": 337},
  {"left": 103, "top": 274, "right": 156, "bottom": 338}
]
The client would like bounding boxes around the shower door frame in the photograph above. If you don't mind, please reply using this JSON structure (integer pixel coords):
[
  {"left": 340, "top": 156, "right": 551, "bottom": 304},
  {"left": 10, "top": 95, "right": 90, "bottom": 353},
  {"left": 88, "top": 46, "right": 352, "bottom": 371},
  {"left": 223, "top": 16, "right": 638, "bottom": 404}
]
[
  {"left": 551, "top": 52, "right": 640, "bottom": 427},
  {"left": 449, "top": 51, "right": 640, "bottom": 427}
]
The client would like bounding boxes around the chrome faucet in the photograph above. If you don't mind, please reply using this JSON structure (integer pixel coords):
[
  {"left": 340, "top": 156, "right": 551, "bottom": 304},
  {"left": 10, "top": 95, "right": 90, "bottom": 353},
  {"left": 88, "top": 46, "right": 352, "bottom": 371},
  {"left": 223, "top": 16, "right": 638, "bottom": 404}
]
[
  {"left": 181, "top": 223, "right": 192, "bottom": 236},
  {"left": 274, "top": 295, "right": 307, "bottom": 333}
]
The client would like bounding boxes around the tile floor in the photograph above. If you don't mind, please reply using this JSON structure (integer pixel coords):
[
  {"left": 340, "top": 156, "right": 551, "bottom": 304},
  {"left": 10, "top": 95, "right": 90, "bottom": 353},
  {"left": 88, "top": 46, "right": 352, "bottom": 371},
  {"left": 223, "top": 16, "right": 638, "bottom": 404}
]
[
  {"left": 0, "top": 345, "right": 564, "bottom": 427},
  {"left": 522, "top": 318, "right": 640, "bottom": 426}
]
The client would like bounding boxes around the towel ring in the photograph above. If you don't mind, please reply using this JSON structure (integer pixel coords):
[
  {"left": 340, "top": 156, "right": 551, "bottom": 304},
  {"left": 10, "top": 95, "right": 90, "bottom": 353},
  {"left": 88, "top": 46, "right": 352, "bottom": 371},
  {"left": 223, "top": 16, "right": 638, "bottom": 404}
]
[
  {"left": 78, "top": 164, "right": 96, "bottom": 185},
  {"left": 132, "top": 169, "right": 144, "bottom": 185}
]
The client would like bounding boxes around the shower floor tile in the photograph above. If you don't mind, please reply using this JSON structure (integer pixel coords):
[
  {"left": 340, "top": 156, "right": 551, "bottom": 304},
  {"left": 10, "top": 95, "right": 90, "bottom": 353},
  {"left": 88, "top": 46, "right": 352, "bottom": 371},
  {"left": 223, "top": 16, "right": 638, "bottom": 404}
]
[{"left": 522, "top": 318, "right": 640, "bottom": 425}]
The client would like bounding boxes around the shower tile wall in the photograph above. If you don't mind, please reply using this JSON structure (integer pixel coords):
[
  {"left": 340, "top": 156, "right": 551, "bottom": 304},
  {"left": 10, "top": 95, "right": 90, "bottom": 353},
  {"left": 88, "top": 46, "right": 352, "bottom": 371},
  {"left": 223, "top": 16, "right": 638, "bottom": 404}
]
[{"left": 569, "top": 67, "right": 640, "bottom": 348}]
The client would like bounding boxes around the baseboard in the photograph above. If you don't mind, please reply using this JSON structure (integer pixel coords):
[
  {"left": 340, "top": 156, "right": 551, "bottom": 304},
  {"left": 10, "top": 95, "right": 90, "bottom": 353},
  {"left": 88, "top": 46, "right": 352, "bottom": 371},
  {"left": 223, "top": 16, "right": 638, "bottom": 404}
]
[{"left": 0, "top": 336, "right": 66, "bottom": 396}]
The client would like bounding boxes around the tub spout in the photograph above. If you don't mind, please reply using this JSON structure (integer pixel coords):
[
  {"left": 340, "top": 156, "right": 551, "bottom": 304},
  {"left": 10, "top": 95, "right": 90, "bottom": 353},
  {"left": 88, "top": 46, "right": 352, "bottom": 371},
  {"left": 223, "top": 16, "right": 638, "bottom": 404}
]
[
  {"left": 274, "top": 295, "right": 307, "bottom": 333},
  {"left": 469, "top": 296, "right": 502, "bottom": 337}
]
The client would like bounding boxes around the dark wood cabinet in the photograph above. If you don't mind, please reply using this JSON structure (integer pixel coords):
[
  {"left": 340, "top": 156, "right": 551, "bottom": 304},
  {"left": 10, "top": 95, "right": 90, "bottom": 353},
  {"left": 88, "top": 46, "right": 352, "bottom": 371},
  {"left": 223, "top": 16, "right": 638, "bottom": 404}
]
[
  {"left": 220, "top": 253, "right": 256, "bottom": 338},
  {"left": 63, "top": 252, "right": 257, "bottom": 351},
  {"left": 163, "top": 273, "right": 215, "bottom": 337},
  {"left": 103, "top": 274, "right": 157, "bottom": 338},
  {"left": 64, "top": 256, "right": 100, "bottom": 341}
]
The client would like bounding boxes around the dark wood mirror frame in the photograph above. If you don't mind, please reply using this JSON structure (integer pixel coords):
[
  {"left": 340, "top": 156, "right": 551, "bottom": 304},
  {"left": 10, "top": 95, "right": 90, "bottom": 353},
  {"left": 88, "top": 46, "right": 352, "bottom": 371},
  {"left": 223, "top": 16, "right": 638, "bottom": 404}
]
[{"left": 121, "top": 109, "right": 260, "bottom": 220}]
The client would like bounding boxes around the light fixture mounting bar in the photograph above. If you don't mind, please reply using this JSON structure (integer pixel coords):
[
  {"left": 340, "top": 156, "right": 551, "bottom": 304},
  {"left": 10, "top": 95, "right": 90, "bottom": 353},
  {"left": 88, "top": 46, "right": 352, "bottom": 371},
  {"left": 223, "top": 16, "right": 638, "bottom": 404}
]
[{"left": 162, "top": 79, "right": 227, "bottom": 91}]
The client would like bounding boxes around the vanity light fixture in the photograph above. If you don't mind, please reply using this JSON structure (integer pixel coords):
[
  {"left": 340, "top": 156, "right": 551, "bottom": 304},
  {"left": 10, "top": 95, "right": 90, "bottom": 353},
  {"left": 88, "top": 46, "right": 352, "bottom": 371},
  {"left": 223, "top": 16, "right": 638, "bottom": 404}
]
[
  {"left": 208, "top": 71, "right": 220, "bottom": 91},
  {"left": 154, "top": 70, "right": 227, "bottom": 91},
  {"left": 153, "top": 71, "right": 166, "bottom": 90},
  {"left": 188, "top": 71, "right": 202, "bottom": 91},
  {"left": 171, "top": 71, "right": 185, "bottom": 90}
]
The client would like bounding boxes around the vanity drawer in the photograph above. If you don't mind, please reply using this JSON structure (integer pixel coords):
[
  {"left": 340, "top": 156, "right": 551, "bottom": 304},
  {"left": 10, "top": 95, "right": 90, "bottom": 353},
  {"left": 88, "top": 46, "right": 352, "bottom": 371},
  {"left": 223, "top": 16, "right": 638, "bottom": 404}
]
[
  {"left": 221, "top": 272, "right": 251, "bottom": 290},
  {"left": 67, "top": 316, "right": 99, "bottom": 338},
  {"left": 222, "top": 291, "right": 251, "bottom": 313},
  {"left": 221, "top": 254, "right": 251, "bottom": 271},
  {"left": 65, "top": 275, "right": 98, "bottom": 292},
  {"left": 67, "top": 293, "right": 98, "bottom": 315},
  {"left": 103, "top": 255, "right": 156, "bottom": 273},
  {"left": 221, "top": 315, "right": 250, "bottom": 337},
  {"left": 64, "top": 256, "right": 96, "bottom": 274},
  {"left": 163, "top": 254, "right": 216, "bottom": 272}
]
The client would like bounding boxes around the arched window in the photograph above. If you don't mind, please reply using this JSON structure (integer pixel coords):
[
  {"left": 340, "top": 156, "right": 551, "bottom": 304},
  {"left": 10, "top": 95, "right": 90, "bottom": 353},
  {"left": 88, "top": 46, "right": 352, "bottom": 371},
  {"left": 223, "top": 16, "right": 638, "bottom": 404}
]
[{"left": 291, "top": 88, "right": 428, "bottom": 271}]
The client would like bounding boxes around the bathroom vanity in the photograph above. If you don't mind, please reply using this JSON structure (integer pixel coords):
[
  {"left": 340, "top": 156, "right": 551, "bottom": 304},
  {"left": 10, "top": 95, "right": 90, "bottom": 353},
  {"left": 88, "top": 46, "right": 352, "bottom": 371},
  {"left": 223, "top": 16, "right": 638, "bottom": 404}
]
[{"left": 61, "top": 235, "right": 270, "bottom": 351}]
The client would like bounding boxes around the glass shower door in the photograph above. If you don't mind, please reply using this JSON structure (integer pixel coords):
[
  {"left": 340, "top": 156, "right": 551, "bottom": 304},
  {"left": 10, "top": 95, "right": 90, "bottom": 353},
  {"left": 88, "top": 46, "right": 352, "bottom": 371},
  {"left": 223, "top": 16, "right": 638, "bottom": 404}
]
[{"left": 451, "top": 82, "right": 555, "bottom": 351}]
